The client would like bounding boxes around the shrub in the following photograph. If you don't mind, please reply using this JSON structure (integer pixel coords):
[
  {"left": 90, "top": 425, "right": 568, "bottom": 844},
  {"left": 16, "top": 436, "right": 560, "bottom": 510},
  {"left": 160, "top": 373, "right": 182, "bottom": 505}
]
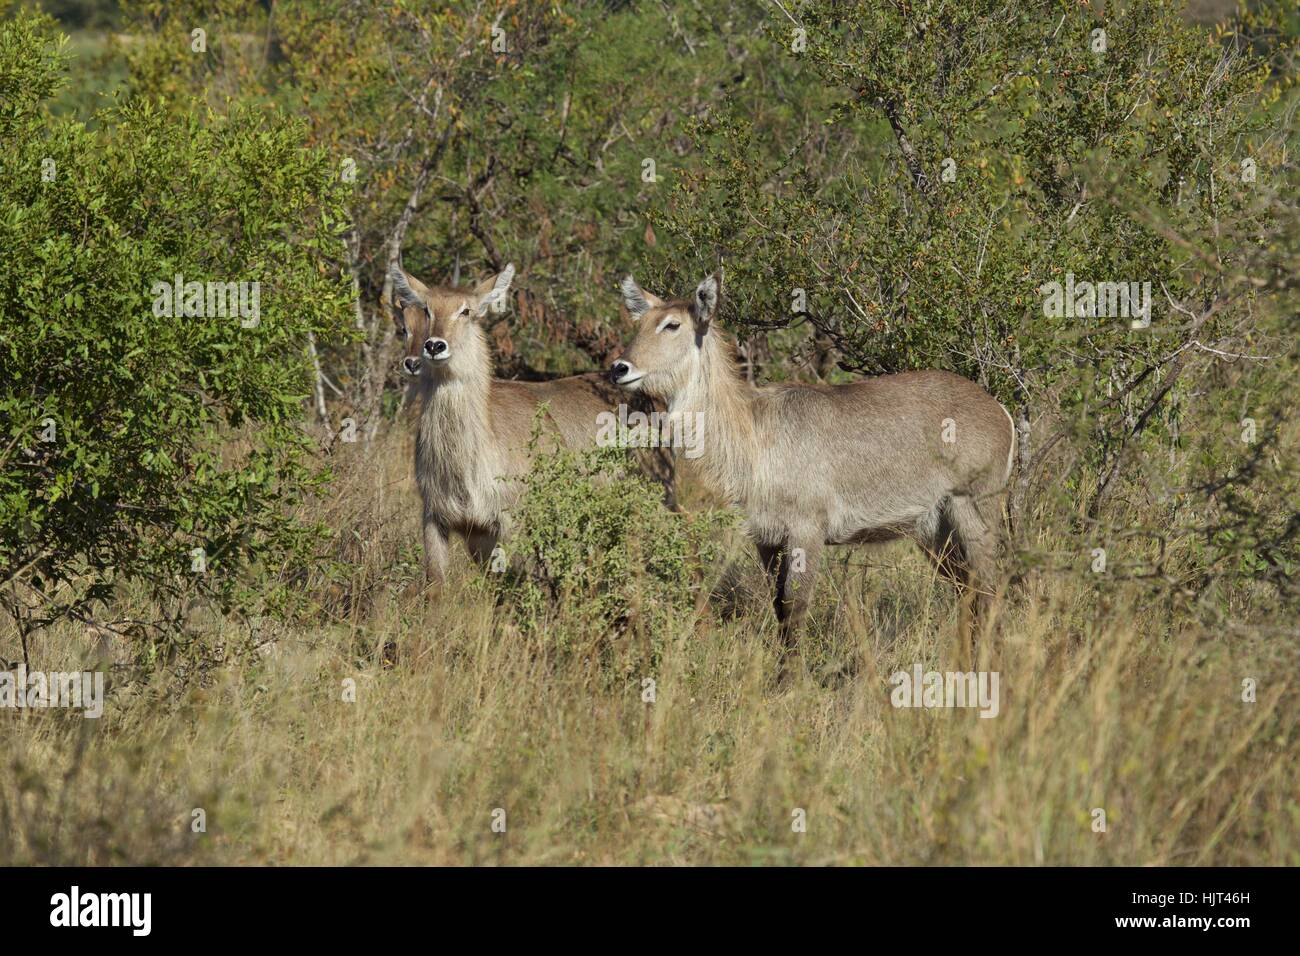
[
  {"left": 504, "top": 436, "right": 732, "bottom": 670},
  {"left": 0, "top": 10, "right": 353, "bottom": 657}
]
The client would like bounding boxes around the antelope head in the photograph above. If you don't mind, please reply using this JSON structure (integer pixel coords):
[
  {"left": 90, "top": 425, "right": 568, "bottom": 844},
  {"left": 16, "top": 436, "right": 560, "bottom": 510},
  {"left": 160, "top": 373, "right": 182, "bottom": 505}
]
[
  {"left": 610, "top": 272, "right": 720, "bottom": 400},
  {"left": 390, "top": 263, "right": 516, "bottom": 378}
]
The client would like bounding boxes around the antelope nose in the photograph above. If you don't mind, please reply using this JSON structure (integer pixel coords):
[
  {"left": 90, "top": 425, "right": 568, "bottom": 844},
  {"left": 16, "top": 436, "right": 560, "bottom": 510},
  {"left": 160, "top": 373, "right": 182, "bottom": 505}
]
[
  {"left": 610, "top": 360, "right": 630, "bottom": 381},
  {"left": 424, "top": 338, "right": 447, "bottom": 358},
  {"left": 402, "top": 356, "right": 421, "bottom": 375}
]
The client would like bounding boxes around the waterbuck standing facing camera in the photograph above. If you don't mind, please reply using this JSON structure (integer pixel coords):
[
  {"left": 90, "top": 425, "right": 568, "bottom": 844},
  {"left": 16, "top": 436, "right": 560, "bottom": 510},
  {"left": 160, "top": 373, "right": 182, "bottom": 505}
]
[
  {"left": 610, "top": 272, "right": 1015, "bottom": 666},
  {"left": 392, "top": 263, "right": 670, "bottom": 585}
]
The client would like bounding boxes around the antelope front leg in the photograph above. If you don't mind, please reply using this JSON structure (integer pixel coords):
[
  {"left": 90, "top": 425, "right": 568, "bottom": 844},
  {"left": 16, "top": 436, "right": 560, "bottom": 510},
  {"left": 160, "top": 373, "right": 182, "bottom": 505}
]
[
  {"left": 757, "top": 537, "right": 823, "bottom": 662},
  {"left": 422, "top": 514, "right": 450, "bottom": 587},
  {"left": 757, "top": 541, "right": 785, "bottom": 625},
  {"left": 779, "top": 537, "right": 822, "bottom": 649}
]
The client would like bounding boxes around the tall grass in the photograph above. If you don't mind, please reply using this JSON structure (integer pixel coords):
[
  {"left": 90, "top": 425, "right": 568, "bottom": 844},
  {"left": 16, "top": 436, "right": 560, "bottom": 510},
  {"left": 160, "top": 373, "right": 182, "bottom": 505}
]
[{"left": 2, "top": 427, "right": 1295, "bottom": 866}]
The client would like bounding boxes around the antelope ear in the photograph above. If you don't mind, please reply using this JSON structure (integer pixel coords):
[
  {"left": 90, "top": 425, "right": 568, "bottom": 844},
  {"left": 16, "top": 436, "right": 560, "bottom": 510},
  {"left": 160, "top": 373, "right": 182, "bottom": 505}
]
[
  {"left": 621, "top": 276, "right": 665, "bottom": 317},
  {"left": 692, "top": 273, "right": 720, "bottom": 326},
  {"left": 389, "top": 264, "right": 427, "bottom": 310},
  {"left": 473, "top": 263, "right": 515, "bottom": 317}
]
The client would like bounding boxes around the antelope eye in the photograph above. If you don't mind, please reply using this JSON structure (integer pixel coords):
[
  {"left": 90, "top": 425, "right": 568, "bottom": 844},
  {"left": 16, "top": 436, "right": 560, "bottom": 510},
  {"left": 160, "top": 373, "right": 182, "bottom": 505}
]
[{"left": 663, "top": 320, "right": 680, "bottom": 332}]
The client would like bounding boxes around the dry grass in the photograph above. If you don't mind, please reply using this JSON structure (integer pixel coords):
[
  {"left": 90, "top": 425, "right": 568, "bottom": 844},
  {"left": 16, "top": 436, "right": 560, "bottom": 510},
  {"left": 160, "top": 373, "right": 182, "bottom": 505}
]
[{"left": 3, "top": 428, "right": 1296, "bottom": 866}]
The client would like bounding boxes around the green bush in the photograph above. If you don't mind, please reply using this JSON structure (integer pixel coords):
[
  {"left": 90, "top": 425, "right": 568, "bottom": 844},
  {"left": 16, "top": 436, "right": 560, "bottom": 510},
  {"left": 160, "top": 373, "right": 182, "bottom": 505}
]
[
  {"left": 0, "top": 10, "right": 353, "bottom": 653},
  {"left": 505, "top": 435, "right": 731, "bottom": 668}
]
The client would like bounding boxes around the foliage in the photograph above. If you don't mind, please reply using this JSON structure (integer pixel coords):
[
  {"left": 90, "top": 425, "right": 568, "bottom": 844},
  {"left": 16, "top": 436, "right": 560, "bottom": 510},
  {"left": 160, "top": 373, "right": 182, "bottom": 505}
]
[
  {"left": 0, "top": 8, "right": 354, "bottom": 647},
  {"left": 505, "top": 432, "right": 732, "bottom": 665},
  {"left": 660, "top": 0, "right": 1290, "bottom": 382},
  {"left": 115, "top": 0, "right": 822, "bottom": 432}
]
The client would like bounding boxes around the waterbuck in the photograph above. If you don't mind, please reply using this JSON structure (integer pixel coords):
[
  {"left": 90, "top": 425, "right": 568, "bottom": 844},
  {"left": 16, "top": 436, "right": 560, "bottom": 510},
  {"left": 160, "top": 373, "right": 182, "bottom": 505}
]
[
  {"left": 391, "top": 263, "right": 669, "bottom": 584},
  {"left": 609, "top": 273, "right": 1015, "bottom": 658}
]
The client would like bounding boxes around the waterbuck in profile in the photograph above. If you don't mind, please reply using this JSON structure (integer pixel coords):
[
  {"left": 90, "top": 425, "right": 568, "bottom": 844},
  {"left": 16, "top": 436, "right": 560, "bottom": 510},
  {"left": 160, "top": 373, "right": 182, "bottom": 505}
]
[
  {"left": 610, "top": 273, "right": 1015, "bottom": 661},
  {"left": 392, "top": 263, "right": 669, "bottom": 584}
]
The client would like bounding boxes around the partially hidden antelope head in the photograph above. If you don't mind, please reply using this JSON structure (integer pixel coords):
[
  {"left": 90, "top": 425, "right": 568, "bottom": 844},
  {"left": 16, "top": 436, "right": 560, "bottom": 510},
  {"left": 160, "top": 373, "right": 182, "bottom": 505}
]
[{"left": 390, "top": 263, "right": 516, "bottom": 379}]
